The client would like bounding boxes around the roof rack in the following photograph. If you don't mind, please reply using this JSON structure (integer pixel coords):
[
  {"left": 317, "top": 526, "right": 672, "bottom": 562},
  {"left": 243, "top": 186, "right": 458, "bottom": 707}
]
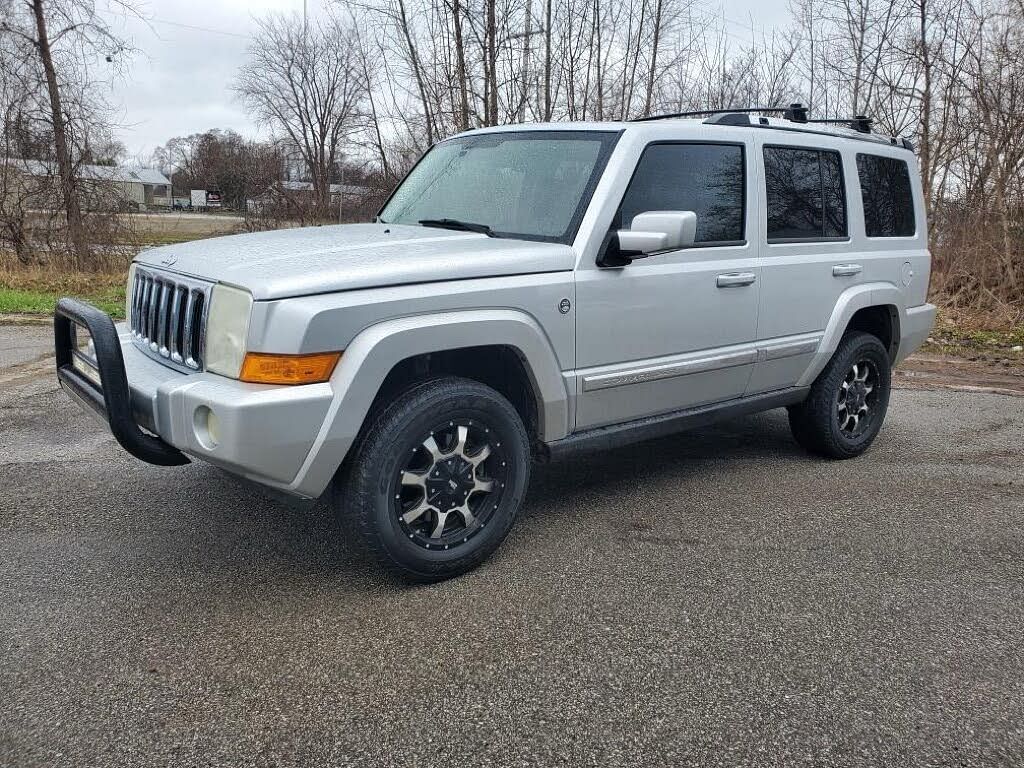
[
  {"left": 633, "top": 103, "right": 809, "bottom": 124},
  {"left": 631, "top": 102, "right": 915, "bottom": 151}
]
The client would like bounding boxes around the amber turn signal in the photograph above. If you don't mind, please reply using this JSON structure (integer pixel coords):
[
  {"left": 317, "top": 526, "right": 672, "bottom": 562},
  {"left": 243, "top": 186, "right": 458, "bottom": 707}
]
[{"left": 239, "top": 351, "right": 341, "bottom": 385}]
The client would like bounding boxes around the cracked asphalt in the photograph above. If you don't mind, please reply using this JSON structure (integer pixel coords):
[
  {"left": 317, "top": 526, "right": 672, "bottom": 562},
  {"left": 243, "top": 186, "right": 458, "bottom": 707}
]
[{"left": 1, "top": 339, "right": 1023, "bottom": 767}]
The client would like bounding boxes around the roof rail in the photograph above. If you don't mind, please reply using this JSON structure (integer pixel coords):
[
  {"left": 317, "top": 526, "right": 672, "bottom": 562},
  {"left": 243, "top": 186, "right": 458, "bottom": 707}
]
[
  {"left": 807, "top": 115, "right": 874, "bottom": 134},
  {"left": 632, "top": 103, "right": 809, "bottom": 123}
]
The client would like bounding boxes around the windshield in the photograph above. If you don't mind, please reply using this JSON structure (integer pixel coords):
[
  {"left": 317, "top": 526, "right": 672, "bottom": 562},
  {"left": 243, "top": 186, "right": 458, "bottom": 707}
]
[{"left": 379, "top": 130, "right": 620, "bottom": 244}]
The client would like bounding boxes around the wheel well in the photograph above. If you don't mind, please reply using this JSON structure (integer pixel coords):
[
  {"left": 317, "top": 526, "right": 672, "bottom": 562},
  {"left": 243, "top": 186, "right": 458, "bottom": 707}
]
[
  {"left": 370, "top": 345, "right": 541, "bottom": 444},
  {"left": 846, "top": 305, "right": 899, "bottom": 360}
]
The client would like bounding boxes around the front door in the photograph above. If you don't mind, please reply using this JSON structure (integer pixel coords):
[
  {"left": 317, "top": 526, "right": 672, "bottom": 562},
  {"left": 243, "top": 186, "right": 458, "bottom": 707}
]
[{"left": 574, "top": 140, "right": 760, "bottom": 431}]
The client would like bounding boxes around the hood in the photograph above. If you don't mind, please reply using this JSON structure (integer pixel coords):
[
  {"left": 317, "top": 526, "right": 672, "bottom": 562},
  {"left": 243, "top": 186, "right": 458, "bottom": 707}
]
[{"left": 135, "top": 223, "right": 576, "bottom": 301}]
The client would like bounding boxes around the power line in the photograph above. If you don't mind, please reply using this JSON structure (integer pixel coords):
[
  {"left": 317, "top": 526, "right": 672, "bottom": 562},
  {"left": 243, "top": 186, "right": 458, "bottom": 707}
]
[
  {"left": 146, "top": 17, "right": 252, "bottom": 40},
  {"left": 103, "top": 9, "right": 255, "bottom": 41}
]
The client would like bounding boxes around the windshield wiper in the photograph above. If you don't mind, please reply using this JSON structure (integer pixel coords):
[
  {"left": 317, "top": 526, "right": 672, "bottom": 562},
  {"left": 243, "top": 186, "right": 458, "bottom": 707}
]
[{"left": 418, "top": 218, "right": 495, "bottom": 237}]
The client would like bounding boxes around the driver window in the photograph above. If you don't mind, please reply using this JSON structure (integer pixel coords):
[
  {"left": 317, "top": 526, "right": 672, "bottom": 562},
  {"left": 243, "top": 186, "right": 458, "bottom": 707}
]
[{"left": 617, "top": 143, "right": 746, "bottom": 246}]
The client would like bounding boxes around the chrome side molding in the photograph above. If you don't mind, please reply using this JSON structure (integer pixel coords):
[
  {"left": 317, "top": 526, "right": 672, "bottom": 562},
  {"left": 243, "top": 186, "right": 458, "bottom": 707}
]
[{"left": 580, "top": 333, "right": 823, "bottom": 392}]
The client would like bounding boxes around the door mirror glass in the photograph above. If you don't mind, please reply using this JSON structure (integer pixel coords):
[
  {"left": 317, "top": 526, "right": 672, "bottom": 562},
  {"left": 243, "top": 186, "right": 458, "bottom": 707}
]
[{"left": 617, "top": 211, "right": 697, "bottom": 256}]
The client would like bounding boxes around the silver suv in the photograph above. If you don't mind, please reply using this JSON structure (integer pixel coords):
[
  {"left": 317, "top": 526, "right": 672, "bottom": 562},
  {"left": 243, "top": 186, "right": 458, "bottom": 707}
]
[{"left": 55, "top": 108, "right": 936, "bottom": 580}]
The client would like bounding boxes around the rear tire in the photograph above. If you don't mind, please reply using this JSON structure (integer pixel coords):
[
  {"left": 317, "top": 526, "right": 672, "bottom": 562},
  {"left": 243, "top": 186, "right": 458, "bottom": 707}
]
[
  {"left": 335, "top": 376, "right": 530, "bottom": 582},
  {"left": 788, "top": 331, "right": 892, "bottom": 459}
]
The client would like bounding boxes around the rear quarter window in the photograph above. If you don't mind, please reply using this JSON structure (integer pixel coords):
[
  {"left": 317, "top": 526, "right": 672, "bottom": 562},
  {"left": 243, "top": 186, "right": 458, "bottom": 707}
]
[{"left": 856, "top": 154, "right": 916, "bottom": 237}]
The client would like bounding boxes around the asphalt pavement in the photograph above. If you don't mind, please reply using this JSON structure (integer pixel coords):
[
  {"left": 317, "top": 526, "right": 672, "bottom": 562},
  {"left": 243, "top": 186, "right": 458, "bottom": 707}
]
[
  {"left": 1, "top": 344, "right": 1022, "bottom": 767},
  {"left": 0, "top": 324, "right": 53, "bottom": 369}
]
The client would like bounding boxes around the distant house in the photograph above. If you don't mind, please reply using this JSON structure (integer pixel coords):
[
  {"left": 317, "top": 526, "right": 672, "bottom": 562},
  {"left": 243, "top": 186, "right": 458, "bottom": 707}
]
[
  {"left": 124, "top": 167, "right": 173, "bottom": 208},
  {"left": 247, "top": 180, "right": 372, "bottom": 214},
  {"left": 1, "top": 158, "right": 172, "bottom": 211}
]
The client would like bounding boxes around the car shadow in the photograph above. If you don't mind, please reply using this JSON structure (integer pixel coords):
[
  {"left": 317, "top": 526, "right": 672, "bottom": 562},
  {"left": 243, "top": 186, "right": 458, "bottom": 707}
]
[
  {"left": 137, "top": 408, "right": 807, "bottom": 585},
  {"left": 527, "top": 408, "right": 806, "bottom": 508}
]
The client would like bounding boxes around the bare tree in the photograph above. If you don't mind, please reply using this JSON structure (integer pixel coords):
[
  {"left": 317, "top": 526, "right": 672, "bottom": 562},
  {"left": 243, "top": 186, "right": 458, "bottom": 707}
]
[
  {"left": 338, "top": 0, "right": 1020, "bottom": 318},
  {"left": 234, "top": 13, "right": 368, "bottom": 216},
  {"left": 0, "top": 0, "right": 137, "bottom": 265}
]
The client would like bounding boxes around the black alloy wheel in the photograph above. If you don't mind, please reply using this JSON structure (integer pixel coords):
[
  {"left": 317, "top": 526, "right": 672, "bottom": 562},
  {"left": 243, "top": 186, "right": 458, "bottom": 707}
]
[
  {"left": 337, "top": 377, "right": 530, "bottom": 582},
  {"left": 394, "top": 420, "right": 509, "bottom": 550},
  {"left": 788, "top": 331, "right": 892, "bottom": 459}
]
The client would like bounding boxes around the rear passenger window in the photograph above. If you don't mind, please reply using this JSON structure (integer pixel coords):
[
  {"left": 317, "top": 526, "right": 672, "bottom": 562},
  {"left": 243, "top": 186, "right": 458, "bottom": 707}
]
[
  {"left": 618, "top": 143, "right": 745, "bottom": 244},
  {"left": 764, "top": 146, "right": 847, "bottom": 241},
  {"left": 857, "top": 154, "right": 916, "bottom": 237}
]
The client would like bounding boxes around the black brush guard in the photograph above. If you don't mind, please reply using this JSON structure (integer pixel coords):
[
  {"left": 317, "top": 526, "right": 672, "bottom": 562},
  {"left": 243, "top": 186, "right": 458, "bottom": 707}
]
[{"left": 54, "top": 297, "right": 189, "bottom": 466}]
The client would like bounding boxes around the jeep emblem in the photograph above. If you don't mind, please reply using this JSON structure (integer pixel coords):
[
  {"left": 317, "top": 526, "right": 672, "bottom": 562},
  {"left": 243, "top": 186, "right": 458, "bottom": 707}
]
[
  {"left": 160, "top": 255, "right": 177, "bottom": 267},
  {"left": 558, "top": 298, "right": 571, "bottom": 314}
]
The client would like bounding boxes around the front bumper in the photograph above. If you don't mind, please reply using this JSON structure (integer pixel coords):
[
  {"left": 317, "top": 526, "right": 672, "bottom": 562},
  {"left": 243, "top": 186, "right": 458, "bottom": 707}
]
[{"left": 55, "top": 298, "right": 334, "bottom": 497}]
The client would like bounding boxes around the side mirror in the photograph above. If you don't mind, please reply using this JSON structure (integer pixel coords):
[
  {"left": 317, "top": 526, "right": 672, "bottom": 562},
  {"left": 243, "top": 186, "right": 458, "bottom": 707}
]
[{"left": 616, "top": 211, "right": 697, "bottom": 257}]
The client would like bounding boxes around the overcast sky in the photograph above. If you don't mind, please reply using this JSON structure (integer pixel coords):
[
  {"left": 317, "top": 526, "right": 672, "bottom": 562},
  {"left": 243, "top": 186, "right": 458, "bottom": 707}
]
[{"left": 106, "top": 0, "right": 789, "bottom": 162}]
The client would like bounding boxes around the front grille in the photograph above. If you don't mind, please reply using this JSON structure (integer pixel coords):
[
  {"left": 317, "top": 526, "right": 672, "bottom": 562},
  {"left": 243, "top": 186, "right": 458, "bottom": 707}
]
[{"left": 129, "top": 267, "right": 212, "bottom": 371}]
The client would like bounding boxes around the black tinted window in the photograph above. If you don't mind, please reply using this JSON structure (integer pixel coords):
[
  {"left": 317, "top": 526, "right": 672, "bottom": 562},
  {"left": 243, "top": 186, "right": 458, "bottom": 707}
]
[
  {"left": 822, "top": 152, "right": 847, "bottom": 237},
  {"left": 857, "top": 154, "right": 915, "bottom": 237},
  {"left": 764, "top": 146, "right": 848, "bottom": 240},
  {"left": 619, "top": 143, "right": 745, "bottom": 244}
]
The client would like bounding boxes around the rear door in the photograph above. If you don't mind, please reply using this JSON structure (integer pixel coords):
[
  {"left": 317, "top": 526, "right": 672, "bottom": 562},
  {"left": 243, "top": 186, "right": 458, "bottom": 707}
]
[
  {"left": 573, "top": 140, "right": 760, "bottom": 430},
  {"left": 747, "top": 140, "right": 858, "bottom": 393}
]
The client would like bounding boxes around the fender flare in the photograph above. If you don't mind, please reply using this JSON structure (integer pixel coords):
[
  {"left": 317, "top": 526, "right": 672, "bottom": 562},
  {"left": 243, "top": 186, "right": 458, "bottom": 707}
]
[
  {"left": 287, "top": 309, "right": 569, "bottom": 498},
  {"left": 797, "top": 282, "right": 905, "bottom": 387}
]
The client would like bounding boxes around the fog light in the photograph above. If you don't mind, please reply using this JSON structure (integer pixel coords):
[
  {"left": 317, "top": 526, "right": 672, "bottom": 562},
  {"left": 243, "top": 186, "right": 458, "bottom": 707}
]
[
  {"left": 194, "top": 405, "right": 220, "bottom": 450},
  {"left": 206, "top": 409, "right": 221, "bottom": 445}
]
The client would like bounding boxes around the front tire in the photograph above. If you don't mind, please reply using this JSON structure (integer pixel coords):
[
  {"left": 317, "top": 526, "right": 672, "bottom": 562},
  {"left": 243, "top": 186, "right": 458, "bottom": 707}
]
[
  {"left": 336, "top": 377, "right": 530, "bottom": 582},
  {"left": 788, "top": 331, "right": 892, "bottom": 459}
]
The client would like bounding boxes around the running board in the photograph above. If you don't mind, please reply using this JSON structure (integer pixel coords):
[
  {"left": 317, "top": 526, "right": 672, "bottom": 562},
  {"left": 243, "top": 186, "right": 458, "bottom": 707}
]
[{"left": 541, "top": 387, "right": 809, "bottom": 461}]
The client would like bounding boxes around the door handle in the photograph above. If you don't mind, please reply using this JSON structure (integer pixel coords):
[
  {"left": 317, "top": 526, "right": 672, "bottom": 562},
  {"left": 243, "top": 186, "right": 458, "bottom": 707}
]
[
  {"left": 832, "top": 263, "right": 863, "bottom": 277},
  {"left": 716, "top": 272, "right": 756, "bottom": 288}
]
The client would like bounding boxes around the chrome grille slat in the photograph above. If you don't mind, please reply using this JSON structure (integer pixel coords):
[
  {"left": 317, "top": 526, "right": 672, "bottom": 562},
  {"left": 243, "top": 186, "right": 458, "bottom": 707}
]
[
  {"left": 134, "top": 277, "right": 144, "bottom": 336},
  {"left": 146, "top": 277, "right": 156, "bottom": 339},
  {"left": 192, "top": 292, "right": 205, "bottom": 370},
  {"left": 129, "top": 267, "right": 212, "bottom": 373},
  {"left": 139, "top": 277, "right": 151, "bottom": 339},
  {"left": 146, "top": 278, "right": 159, "bottom": 351},
  {"left": 157, "top": 281, "right": 171, "bottom": 357},
  {"left": 133, "top": 277, "right": 143, "bottom": 336},
  {"left": 169, "top": 287, "right": 184, "bottom": 363},
  {"left": 182, "top": 289, "right": 198, "bottom": 369},
  {"left": 130, "top": 275, "right": 142, "bottom": 336}
]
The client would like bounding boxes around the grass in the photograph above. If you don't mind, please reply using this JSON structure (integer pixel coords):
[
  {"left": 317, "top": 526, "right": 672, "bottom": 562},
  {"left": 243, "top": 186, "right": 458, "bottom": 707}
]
[
  {"left": 924, "top": 305, "right": 1022, "bottom": 343},
  {"left": 923, "top": 318, "right": 1024, "bottom": 359},
  {"left": 0, "top": 268, "right": 128, "bottom": 319},
  {"left": 113, "top": 213, "right": 247, "bottom": 247},
  {"left": 124, "top": 231, "right": 219, "bottom": 246},
  {"left": 0, "top": 212, "right": 247, "bottom": 319},
  {"left": 0, "top": 286, "right": 126, "bottom": 318}
]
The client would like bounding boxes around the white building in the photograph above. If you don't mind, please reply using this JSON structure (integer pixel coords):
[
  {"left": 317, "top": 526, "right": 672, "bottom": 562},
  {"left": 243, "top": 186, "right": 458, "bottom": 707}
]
[{"left": 2, "top": 158, "right": 172, "bottom": 210}]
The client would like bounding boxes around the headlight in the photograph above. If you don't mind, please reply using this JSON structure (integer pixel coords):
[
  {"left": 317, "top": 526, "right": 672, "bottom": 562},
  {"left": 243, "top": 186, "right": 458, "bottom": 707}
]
[
  {"left": 125, "top": 263, "right": 137, "bottom": 324},
  {"left": 205, "top": 284, "right": 253, "bottom": 378}
]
